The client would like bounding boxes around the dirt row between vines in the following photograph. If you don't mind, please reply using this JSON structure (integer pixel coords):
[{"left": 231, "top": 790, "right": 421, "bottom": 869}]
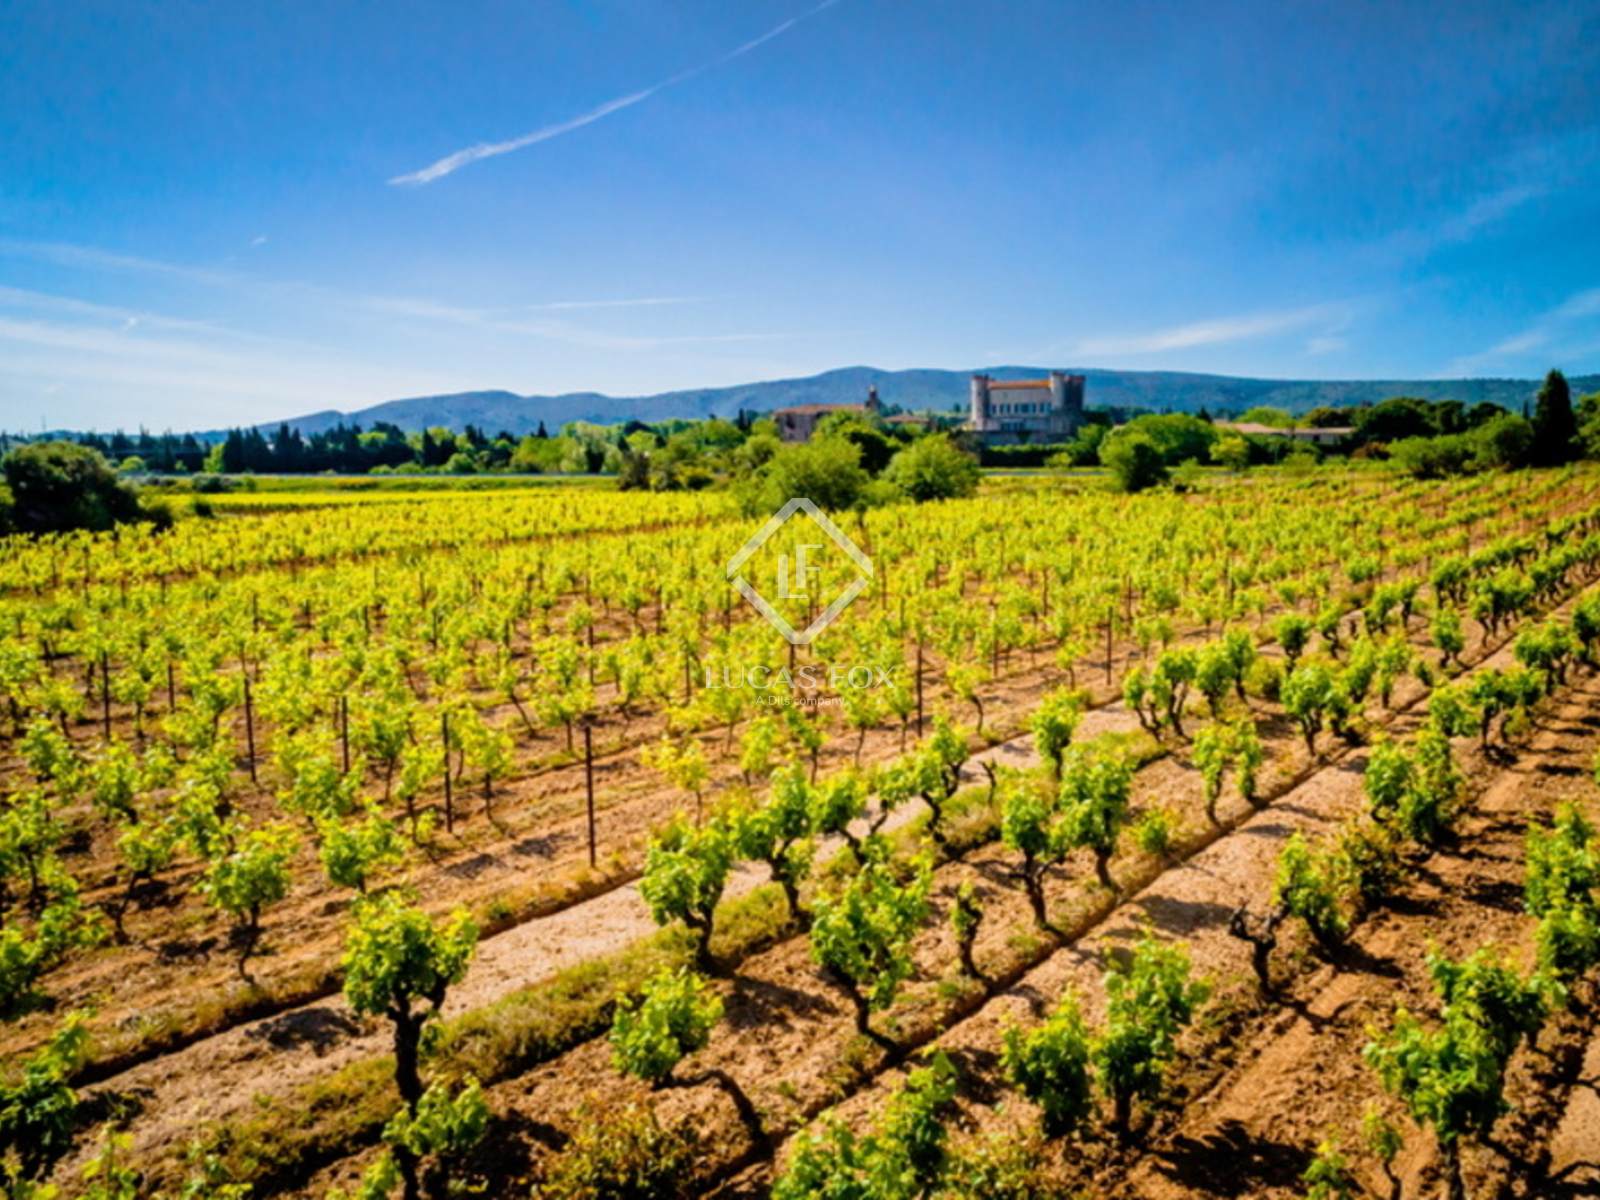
[
  {"left": 700, "top": 613, "right": 1600, "bottom": 1198},
  {"left": 275, "top": 591, "right": 1600, "bottom": 1199},
  {"left": 1096, "top": 672, "right": 1600, "bottom": 1200}
]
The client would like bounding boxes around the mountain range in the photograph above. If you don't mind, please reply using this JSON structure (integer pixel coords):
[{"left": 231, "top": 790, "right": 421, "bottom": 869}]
[{"left": 255, "top": 366, "right": 1599, "bottom": 437}]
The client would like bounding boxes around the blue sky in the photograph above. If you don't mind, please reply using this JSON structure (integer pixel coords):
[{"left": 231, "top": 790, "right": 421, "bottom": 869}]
[{"left": 2, "top": 0, "right": 1598, "bottom": 430}]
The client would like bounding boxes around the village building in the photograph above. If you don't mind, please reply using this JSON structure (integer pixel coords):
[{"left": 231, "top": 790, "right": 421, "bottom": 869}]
[
  {"left": 772, "top": 388, "right": 885, "bottom": 442},
  {"left": 1217, "top": 421, "right": 1356, "bottom": 445}
]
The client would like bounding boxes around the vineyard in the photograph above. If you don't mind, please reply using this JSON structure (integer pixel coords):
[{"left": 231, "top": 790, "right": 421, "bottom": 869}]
[{"left": 6, "top": 465, "right": 1600, "bottom": 1200}]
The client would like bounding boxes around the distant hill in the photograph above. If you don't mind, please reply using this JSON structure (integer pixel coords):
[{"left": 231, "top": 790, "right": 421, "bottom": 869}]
[{"left": 251, "top": 366, "right": 1600, "bottom": 437}]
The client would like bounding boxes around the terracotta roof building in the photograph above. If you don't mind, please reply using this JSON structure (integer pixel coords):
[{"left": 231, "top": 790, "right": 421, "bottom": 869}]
[{"left": 772, "top": 388, "right": 884, "bottom": 442}]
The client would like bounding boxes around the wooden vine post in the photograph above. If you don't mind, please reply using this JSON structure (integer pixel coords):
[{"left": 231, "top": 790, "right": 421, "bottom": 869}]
[
  {"left": 441, "top": 710, "right": 454, "bottom": 833},
  {"left": 583, "top": 719, "right": 597, "bottom": 869},
  {"left": 915, "top": 640, "right": 925, "bottom": 737},
  {"left": 243, "top": 675, "right": 257, "bottom": 783},
  {"left": 99, "top": 650, "right": 112, "bottom": 740}
]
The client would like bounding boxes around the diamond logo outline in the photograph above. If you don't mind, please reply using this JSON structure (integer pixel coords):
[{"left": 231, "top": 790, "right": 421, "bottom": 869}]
[{"left": 726, "top": 497, "right": 874, "bottom": 645}]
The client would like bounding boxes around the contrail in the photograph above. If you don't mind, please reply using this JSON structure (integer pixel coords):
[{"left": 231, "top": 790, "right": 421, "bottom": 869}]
[{"left": 390, "top": 0, "right": 843, "bottom": 186}]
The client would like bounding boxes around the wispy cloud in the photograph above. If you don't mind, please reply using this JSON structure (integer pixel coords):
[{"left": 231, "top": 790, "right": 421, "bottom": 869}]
[
  {"left": 0, "top": 237, "right": 238, "bottom": 286},
  {"left": 0, "top": 238, "right": 768, "bottom": 353},
  {"left": 527, "top": 296, "right": 701, "bottom": 311},
  {"left": 1447, "top": 285, "right": 1600, "bottom": 374},
  {"left": 361, "top": 292, "right": 778, "bottom": 351},
  {"left": 389, "top": 0, "right": 843, "bottom": 186},
  {"left": 1063, "top": 303, "right": 1343, "bottom": 359},
  {"left": 1433, "top": 182, "right": 1544, "bottom": 244}
]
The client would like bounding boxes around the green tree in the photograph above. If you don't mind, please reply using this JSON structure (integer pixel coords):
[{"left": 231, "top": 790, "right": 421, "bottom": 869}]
[
  {"left": 1101, "top": 433, "right": 1168, "bottom": 493},
  {"left": 883, "top": 434, "right": 980, "bottom": 501},
  {"left": 1237, "top": 406, "right": 1293, "bottom": 428},
  {"left": 748, "top": 437, "right": 871, "bottom": 514},
  {"left": 1212, "top": 434, "right": 1251, "bottom": 472},
  {"left": 1, "top": 441, "right": 151, "bottom": 534},
  {"left": 1469, "top": 412, "right": 1535, "bottom": 469},
  {"left": 1531, "top": 368, "right": 1578, "bottom": 466}
]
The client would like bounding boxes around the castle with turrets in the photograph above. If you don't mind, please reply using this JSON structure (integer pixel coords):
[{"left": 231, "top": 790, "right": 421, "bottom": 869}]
[{"left": 966, "top": 371, "right": 1085, "bottom": 444}]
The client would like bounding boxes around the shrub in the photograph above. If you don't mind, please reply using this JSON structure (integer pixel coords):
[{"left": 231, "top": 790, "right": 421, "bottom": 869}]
[
  {"left": 609, "top": 967, "right": 724, "bottom": 1086},
  {"left": 342, "top": 894, "right": 477, "bottom": 1108},
  {"left": 744, "top": 437, "right": 871, "bottom": 514},
  {"left": 1193, "top": 719, "right": 1264, "bottom": 825},
  {"left": 733, "top": 765, "right": 816, "bottom": 926},
  {"left": 2, "top": 441, "right": 150, "bottom": 533},
  {"left": 1002, "top": 991, "right": 1092, "bottom": 1135},
  {"left": 638, "top": 815, "right": 737, "bottom": 971},
  {"left": 1300, "top": 1138, "right": 1358, "bottom": 1200},
  {"left": 1000, "top": 776, "right": 1071, "bottom": 930},
  {"left": 1365, "top": 948, "right": 1546, "bottom": 1200},
  {"left": 1057, "top": 746, "right": 1134, "bottom": 893},
  {"left": 883, "top": 434, "right": 980, "bottom": 502},
  {"left": 1101, "top": 433, "right": 1168, "bottom": 493},
  {"left": 0, "top": 1011, "right": 89, "bottom": 1183},
  {"left": 1281, "top": 663, "right": 1337, "bottom": 754},
  {"left": 198, "top": 822, "right": 298, "bottom": 974},
  {"left": 1029, "top": 687, "right": 1085, "bottom": 778},
  {"left": 1273, "top": 833, "right": 1348, "bottom": 953},
  {"left": 1470, "top": 412, "right": 1535, "bottom": 469},
  {"left": 532, "top": 1102, "right": 701, "bottom": 1200},
  {"left": 1091, "top": 932, "right": 1209, "bottom": 1137},
  {"left": 808, "top": 852, "right": 932, "bottom": 1043},
  {"left": 774, "top": 1054, "right": 957, "bottom": 1199},
  {"left": 1389, "top": 434, "right": 1474, "bottom": 479}
]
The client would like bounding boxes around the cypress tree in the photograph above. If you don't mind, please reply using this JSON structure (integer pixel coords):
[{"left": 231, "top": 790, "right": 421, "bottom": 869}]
[{"left": 1532, "top": 368, "right": 1577, "bottom": 466}]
